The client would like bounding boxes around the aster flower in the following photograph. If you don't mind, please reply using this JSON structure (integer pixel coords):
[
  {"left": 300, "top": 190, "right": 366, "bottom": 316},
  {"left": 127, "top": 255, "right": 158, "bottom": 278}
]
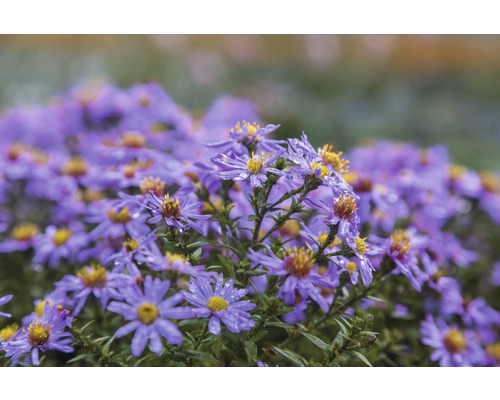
[
  {"left": 55, "top": 264, "right": 134, "bottom": 315},
  {"left": 0, "top": 223, "right": 39, "bottom": 253},
  {"left": 107, "top": 232, "right": 159, "bottom": 277},
  {"left": 182, "top": 274, "right": 256, "bottom": 335},
  {"left": 305, "top": 194, "right": 360, "bottom": 240},
  {"left": 2, "top": 302, "right": 74, "bottom": 366},
  {"left": 420, "top": 315, "right": 483, "bottom": 367},
  {"left": 87, "top": 201, "right": 149, "bottom": 240},
  {"left": 107, "top": 275, "right": 196, "bottom": 357},
  {"left": 248, "top": 247, "right": 332, "bottom": 312},
  {"left": 143, "top": 192, "right": 209, "bottom": 234},
  {"left": 0, "top": 294, "right": 13, "bottom": 318},
  {"left": 212, "top": 148, "right": 285, "bottom": 188},
  {"left": 32, "top": 225, "right": 88, "bottom": 268},
  {"left": 206, "top": 121, "right": 283, "bottom": 153},
  {"left": 372, "top": 229, "right": 426, "bottom": 291}
]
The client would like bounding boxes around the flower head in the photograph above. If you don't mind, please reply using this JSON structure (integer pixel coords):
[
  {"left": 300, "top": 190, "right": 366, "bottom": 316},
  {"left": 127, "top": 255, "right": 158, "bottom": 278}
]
[
  {"left": 107, "top": 275, "right": 196, "bottom": 357},
  {"left": 182, "top": 274, "right": 256, "bottom": 335}
]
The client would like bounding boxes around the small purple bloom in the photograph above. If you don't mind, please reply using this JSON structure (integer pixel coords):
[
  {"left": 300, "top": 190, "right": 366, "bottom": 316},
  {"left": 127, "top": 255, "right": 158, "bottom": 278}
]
[
  {"left": 420, "top": 315, "right": 483, "bottom": 367},
  {"left": 108, "top": 275, "right": 195, "bottom": 357},
  {"left": 212, "top": 148, "right": 284, "bottom": 188},
  {"left": 248, "top": 247, "right": 332, "bottom": 312},
  {"left": 143, "top": 192, "right": 209, "bottom": 234},
  {"left": 55, "top": 264, "right": 133, "bottom": 315},
  {"left": 2, "top": 302, "right": 74, "bottom": 366},
  {"left": 182, "top": 274, "right": 256, "bottom": 335}
]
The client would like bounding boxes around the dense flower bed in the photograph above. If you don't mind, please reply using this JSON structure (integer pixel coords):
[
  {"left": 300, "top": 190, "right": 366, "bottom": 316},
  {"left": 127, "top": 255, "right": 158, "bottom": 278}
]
[{"left": 0, "top": 82, "right": 499, "bottom": 366}]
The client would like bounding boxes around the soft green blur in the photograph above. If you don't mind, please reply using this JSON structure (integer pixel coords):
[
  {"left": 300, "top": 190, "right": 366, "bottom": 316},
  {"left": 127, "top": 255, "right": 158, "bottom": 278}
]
[{"left": 1, "top": 35, "right": 500, "bottom": 170}]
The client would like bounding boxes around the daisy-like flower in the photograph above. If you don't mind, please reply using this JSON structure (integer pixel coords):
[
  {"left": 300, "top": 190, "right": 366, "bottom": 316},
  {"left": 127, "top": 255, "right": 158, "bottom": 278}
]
[
  {"left": 305, "top": 194, "right": 360, "bottom": 240},
  {"left": 206, "top": 121, "right": 283, "bottom": 153},
  {"left": 182, "top": 274, "right": 256, "bottom": 335},
  {"left": 55, "top": 264, "right": 133, "bottom": 315},
  {"left": 0, "top": 223, "right": 39, "bottom": 253},
  {"left": 212, "top": 147, "right": 285, "bottom": 188},
  {"left": 248, "top": 247, "right": 332, "bottom": 312},
  {"left": 107, "top": 275, "right": 195, "bottom": 357},
  {"left": 2, "top": 302, "right": 74, "bottom": 366},
  {"left": 32, "top": 225, "right": 88, "bottom": 268},
  {"left": 0, "top": 294, "right": 13, "bottom": 318},
  {"left": 344, "top": 235, "right": 375, "bottom": 286},
  {"left": 144, "top": 192, "right": 209, "bottom": 234},
  {"left": 420, "top": 315, "right": 483, "bottom": 367}
]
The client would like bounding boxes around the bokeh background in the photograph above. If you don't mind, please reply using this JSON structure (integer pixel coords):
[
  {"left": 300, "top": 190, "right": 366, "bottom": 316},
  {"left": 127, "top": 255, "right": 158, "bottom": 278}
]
[{"left": 1, "top": 35, "right": 500, "bottom": 170}]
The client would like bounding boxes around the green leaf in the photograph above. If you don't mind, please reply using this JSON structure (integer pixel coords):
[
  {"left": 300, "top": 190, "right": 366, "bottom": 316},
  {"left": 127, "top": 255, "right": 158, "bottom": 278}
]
[
  {"left": 251, "top": 330, "right": 268, "bottom": 343},
  {"left": 245, "top": 341, "right": 258, "bottom": 362},
  {"left": 187, "top": 241, "right": 210, "bottom": 250},
  {"left": 267, "top": 321, "right": 294, "bottom": 330},
  {"left": 272, "top": 347, "right": 305, "bottom": 367},
  {"left": 67, "top": 354, "right": 90, "bottom": 364},
  {"left": 301, "top": 332, "right": 331, "bottom": 355},
  {"left": 350, "top": 350, "right": 372, "bottom": 367},
  {"left": 101, "top": 336, "right": 115, "bottom": 356},
  {"left": 185, "top": 350, "right": 218, "bottom": 364}
]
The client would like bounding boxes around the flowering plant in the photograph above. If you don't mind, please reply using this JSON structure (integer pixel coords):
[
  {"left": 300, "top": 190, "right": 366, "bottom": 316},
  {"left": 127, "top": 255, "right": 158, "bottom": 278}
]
[{"left": 1, "top": 82, "right": 499, "bottom": 367}]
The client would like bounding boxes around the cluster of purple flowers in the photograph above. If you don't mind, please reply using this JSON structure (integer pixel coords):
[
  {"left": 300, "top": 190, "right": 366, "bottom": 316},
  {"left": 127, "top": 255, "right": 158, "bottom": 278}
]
[
  {"left": 0, "top": 82, "right": 499, "bottom": 367},
  {"left": 345, "top": 142, "right": 500, "bottom": 366}
]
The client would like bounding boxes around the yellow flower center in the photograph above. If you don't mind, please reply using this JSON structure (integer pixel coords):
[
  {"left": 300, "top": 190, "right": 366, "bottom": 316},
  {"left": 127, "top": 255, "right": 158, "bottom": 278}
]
[
  {"left": 318, "top": 144, "right": 350, "bottom": 174},
  {"left": 480, "top": 172, "right": 499, "bottom": 194},
  {"left": 62, "top": 157, "right": 88, "bottom": 177},
  {"left": 247, "top": 157, "right": 263, "bottom": 174},
  {"left": 346, "top": 261, "right": 357, "bottom": 273},
  {"left": 35, "top": 300, "right": 54, "bottom": 318},
  {"left": 310, "top": 162, "right": 329, "bottom": 178},
  {"left": 282, "top": 247, "right": 315, "bottom": 278},
  {"left": 318, "top": 233, "right": 342, "bottom": 248},
  {"left": 207, "top": 296, "right": 229, "bottom": 312},
  {"left": 390, "top": 230, "right": 411, "bottom": 259},
  {"left": 52, "top": 228, "right": 73, "bottom": 246},
  {"left": 27, "top": 322, "right": 51, "bottom": 347},
  {"left": 443, "top": 329, "right": 467, "bottom": 354},
  {"left": 0, "top": 323, "right": 20, "bottom": 341},
  {"left": 355, "top": 237, "right": 368, "bottom": 255},
  {"left": 7, "top": 143, "right": 26, "bottom": 161},
  {"left": 234, "top": 121, "right": 260, "bottom": 136},
  {"left": 77, "top": 265, "right": 107, "bottom": 288},
  {"left": 119, "top": 132, "right": 146, "bottom": 148},
  {"left": 123, "top": 238, "right": 139, "bottom": 252},
  {"left": 160, "top": 194, "right": 181, "bottom": 218},
  {"left": 107, "top": 208, "right": 132, "bottom": 224},
  {"left": 137, "top": 302, "right": 160, "bottom": 324},
  {"left": 333, "top": 195, "right": 358, "bottom": 220},
  {"left": 12, "top": 223, "right": 39, "bottom": 242},
  {"left": 278, "top": 220, "right": 301, "bottom": 237},
  {"left": 165, "top": 252, "right": 189, "bottom": 267},
  {"left": 448, "top": 164, "right": 466, "bottom": 181},
  {"left": 140, "top": 176, "right": 166, "bottom": 197},
  {"left": 486, "top": 343, "right": 500, "bottom": 363}
]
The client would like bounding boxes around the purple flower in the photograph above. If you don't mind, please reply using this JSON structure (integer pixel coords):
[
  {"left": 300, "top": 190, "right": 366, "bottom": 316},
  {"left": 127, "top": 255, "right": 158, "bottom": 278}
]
[
  {"left": 32, "top": 225, "right": 88, "bottom": 268},
  {"left": 0, "top": 294, "right": 13, "bottom": 318},
  {"left": 55, "top": 264, "right": 133, "bottom": 315},
  {"left": 212, "top": 148, "right": 285, "bottom": 188},
  {"left": 182, "top": 274, "right": 256, "bottom": 335},
  {"left": 248, "top": 247, "right": 332, "bottom": 312},
  {"left": 143, "top": 192, "right": 209, "bottom": 234},
  {"left": 305, "top": 195, "right": 360, "bottom": 240},
  {"left": 2, "top": 302, "right": 74, "bottom": 366},
  {"left": 420, "top": 315, "right": 483, "bottom": 367},
  {"left": 0, "top": 223, "right": 39, "bottom": 253},
  {"left": 107, "top": 275, "right": 195, "bottom": 357}
]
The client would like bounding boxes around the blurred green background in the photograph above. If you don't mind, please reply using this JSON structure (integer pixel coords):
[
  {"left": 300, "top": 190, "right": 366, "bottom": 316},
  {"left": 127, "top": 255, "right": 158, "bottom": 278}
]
[{"left": 1, "top": 35, "right": 500, "bottom": 170}]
